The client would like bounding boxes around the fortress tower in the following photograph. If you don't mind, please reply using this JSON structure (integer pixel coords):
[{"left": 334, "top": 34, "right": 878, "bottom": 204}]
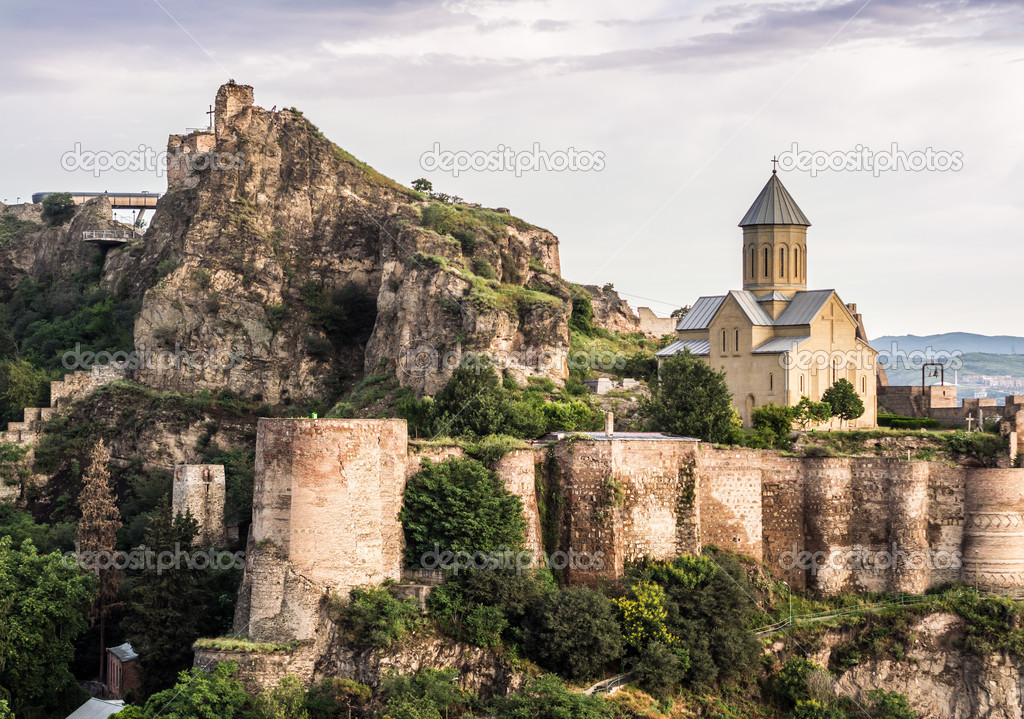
[
  {"left": 739, "top": 169, "right": 811, "bottom": 297},
  {"left": 172, "top": 464, "right": 227, "bottom": 546}
]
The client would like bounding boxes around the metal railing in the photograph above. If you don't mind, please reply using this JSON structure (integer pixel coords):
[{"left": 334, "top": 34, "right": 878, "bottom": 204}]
[{"left": 82, "top": 230, "right": 132, "bottom": 241}]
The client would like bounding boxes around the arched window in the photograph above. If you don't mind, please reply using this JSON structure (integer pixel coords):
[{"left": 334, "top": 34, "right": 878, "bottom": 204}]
[
  {"left": 799, "top": 375, "right": 805, "bottom": 392},
  {"left": 861, "top": 376, "right": 867, "bottom": 393},
  {"left": 763, "top": 247, "right": 769, "bottom": 278},
  {"left": 832, "top": 359, "right": 838, "bottom": 384},
  {"left": 779, "top": 247, "right": 786, "bottom": 278},
  {"left": 721, "top": 329, "right": 727, "bottom": 352},
  {"left": 734, "top": 329, "right": 739, "bottom": 351},
  {"left": 769, "top": 373, "right": 774, "bottom": 391},
  {"left": 794, "top": 247, "right": 801, "bottom": 279},
  {"left": 750, "top": 247, "right": 756, "bottom": 278}
]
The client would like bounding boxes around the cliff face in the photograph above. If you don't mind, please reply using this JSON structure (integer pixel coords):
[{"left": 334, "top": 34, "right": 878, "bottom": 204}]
[
  {"left": 126, "top": 83, "right": 570, "bottom": 403},
  {"left": 788, "top": 612, "right": 1024, "bottom": 718}
]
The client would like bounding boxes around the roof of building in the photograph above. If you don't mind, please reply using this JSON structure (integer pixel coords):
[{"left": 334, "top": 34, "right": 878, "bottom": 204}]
[
  {"left": 580, "top": 432, "right": 699, "bottom": 442},
  {"left": 774, "top": 289, "right": 835, "bottom": 325},
  {"left": 675, "top": 295, "right": 725, "bottom": 331},
  {"left": 655, "top": 339, "right": 710, "bottom": 357},
  {"left": 751, "top": 336, "right": 811, "bottom": 354},
  {"left": 757, "top": 291, "right": 791, "bottom": 302},
  {"left": 107, "top": 643, "right": 138, "bottom": 662},
  {"left": 66, "top": 699, "right": 126, "bottom": 719},
  {"left": 728, "top": 290, "right": 774, "bottom": 326},
  {"left": 738, "top": 173, "right": 811, "bottom": 227}
]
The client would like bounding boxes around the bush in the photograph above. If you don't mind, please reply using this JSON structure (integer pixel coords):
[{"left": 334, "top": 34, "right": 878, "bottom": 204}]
[
  {"left": 338, "top": 586, "right": 420, "bottom": 649},
  {"left": 877, "top": 414, "right": 940, "bottom": 430},
  {"left": 569, "top": 294, "right": 595, "bottom": 334},
  {"left": 452, "top": 228, "right": 477, "bottom": 255},
  {"left": 488, "top": 674, "right": 614, "bottom": 718},
  {"left": 400, "top": 458, "right": 526, "bottom": 564},
  {"left": 472, "top": 257, "right": 497, "bottom": 279},
  {"left": 752, "top": 403, "right": 795, "bottom": 449},
  {"left": 633, "top": 641, "right": 690, "bottom": 693},
  {"left": 525, "top": 587, "right": 623, "bottom": 681},
  {"left": 771, "top": 656, "right": 828, "bottom": 708},
  {"left": 40, "top": 192, "right": 76, "bottom": 226},
  {"left": 431, "top": 360, "right": 507, "bottom": 437},
  {"left": 821, "top": 379, "right": 865, "bottom": 424},
  {"left": 381, "top": 668, "right": 471, "bottom": 719}
]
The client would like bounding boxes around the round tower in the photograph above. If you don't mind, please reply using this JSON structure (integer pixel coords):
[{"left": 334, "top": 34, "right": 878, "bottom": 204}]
[
  {"left": 962, "top": 468, "right": 1024, "bottom": 591},
  {"left": 739, "top": 170, "right": 810, "bottom": 296}
]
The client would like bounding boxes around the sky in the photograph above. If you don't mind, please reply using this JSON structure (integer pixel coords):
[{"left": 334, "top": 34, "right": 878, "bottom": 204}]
[{"left": 1, "top": 0, "right": 1022, "bottom": 339}]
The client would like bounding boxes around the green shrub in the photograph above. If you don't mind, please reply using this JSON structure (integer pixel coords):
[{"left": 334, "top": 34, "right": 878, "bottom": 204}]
[
  {"left": 472, "top": 257, "right": 497, "bottom": 280},
  {"left": 877, "top": 414, "right": 941, "bottom": 430},
  {"left": 400, "top": 458, "right": 526, "bottom": 565},
  {"left": 752, "top": 403, "right": 795, "bottom": 449},
  {"left": 569, "top": 294, "right": 594, "bottom": 334},
  {"left": 489, "top": 675, "right": 614, "bottom": 718},
  {"left": 337, "top": 586, "right": 419, "bottom": 649},
  {"left": 452, "top": 228, "right": 477, "bottom": 255},
  {"left": 525, "top": 587, "right": 623, "bottom": 682},
  {"left": 642, "top": 350, "right": 738, "bottom": 443},
  {"left": 632, "top": 641, "right": 690, "bottom": 693}
]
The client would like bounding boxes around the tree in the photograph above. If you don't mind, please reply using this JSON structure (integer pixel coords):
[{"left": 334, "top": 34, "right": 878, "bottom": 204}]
[
  {"left": 305, "top": 678, "right": 372, "bottom": 719},
  {"left": 111, "top": 661, "right": 251, "bottom": 719},
  {"left": 0, "top": 536, "right": 95, "bottom": 715},
  {"left": 670, "top": 305, "right": 690, "bottom": 319},
  {"left": 0, "top": 358, "right": 50, "bottom": 424},
  {"left": 400, "top": 458, "right": 526, "bottom": 565},
  {"left": 339, "top": 586, "right": 420, "bottom": 649},
  {"left": 644, "top": 350, "right": 738, "bottom": 443},
  {"left": 77, "top": 439, "right": 123, "bottom": 681},
  {"left": 412, "top": 178, "right": 433, "bottom": 193},
  {"left": 122, "top": 499, "right": 203, "bottom": 698},
  {"left": 40, "top": 192, "right": 76, "bottom": 226},
  {"left": 255, "top": 675, "right": 309, "bottom": 719},
  {"left": 632, "top": 641, "right": 690, "bottom": 694},
  {"left": 821, "top": 379, "right": 865, "bottom": 426},
  {"left": 488, "top": 675, "right": 613, "bottom": 718},
  {"left": 525, "top": 587, "right": 623, "bottom": 682},
  {"left": 792, "top": 396, "right": 832, "bottom": 430},
  {"left": 752, "top": 403, "right": 796, "bottom": 449},
  {"left": 430, "top": 360, "right": 507, "bottom": 438}
]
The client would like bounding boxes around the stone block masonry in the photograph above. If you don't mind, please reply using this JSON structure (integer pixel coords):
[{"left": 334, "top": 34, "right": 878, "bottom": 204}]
[
  {"left": 172, "top": 464, "right": 227, "bottom": 546},
  {"left": 232, "top": 420, "right": 1024, "bottom": 647}
]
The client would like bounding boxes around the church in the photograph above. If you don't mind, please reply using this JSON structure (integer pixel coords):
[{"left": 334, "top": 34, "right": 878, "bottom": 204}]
[{"left": 656, "top": 170, "right": 878, "bottom": 429}]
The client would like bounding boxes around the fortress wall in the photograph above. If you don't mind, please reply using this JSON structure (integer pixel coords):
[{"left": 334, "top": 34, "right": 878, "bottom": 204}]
[
  {"left": 693, "top": 447, "right": 766, "bottom": 561},
  {"left": 926, "top": 464, "right": 966, "bottom": 587},
  {"left": 803, "top": 458, "right": 856, "bottom": 594},
  {"left": 552, "top": 439, "right": 619, "bottom": 584},
  {"left": 172, "top": 464, "right": 226, "bottom": 546},
  {"left": 612, "top": 440, "right": 700, "bottom": 564},
  {"left": 243, "top": 419, "right": 408, "bottom": 641},
  {"left": 886, "top": 461, "right": 931, "bottom": 593},
  {"left": 760, "top": 455, "right": 806, "bottom": 589},
  {"left": 493, "top": 449, "right": 544, "bottom": 560},
  {"left": 962, "top": 468, "right": 1024, "bottom": 591}
]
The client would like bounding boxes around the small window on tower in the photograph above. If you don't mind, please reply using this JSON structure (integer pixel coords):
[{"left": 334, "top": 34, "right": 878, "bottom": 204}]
[
  {"left": 721, "top": 329, "right": 727, "bottom": 352},
  {"left": 769, "top": 373, "right": 774, "bottom": 391},
  {"left": 734, "top": 329, "right": 739, "bottom": 351},
  {"left": 779, "top": 248, "right": 785, "bottom": 277},
  {"left": 763, "top": 247, "right": 769, "bottom": 278}
]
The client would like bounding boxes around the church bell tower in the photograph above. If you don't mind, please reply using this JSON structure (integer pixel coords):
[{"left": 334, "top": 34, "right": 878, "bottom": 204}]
[{"left": 739, "top": 167, "right": 810, "bottom": 296}]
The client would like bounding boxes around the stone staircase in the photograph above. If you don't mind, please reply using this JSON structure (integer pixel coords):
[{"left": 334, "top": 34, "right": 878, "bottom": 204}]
[{"left": 1, "top": 406, "right": 57, "bottom": 447}]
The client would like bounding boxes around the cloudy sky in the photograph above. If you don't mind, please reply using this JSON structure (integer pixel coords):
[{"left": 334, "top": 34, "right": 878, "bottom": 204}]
[{"left": 1, "top": 0, "right": 1022, "bottom": 339}]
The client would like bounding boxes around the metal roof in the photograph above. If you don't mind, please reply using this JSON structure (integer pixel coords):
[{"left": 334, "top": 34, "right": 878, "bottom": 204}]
[
  {"left": 66, "top": 699, "right": 126, "bottom": 719},
  {"left": 738, "top": 173, "right": 811, "bottom": 227},
  {"left": 756, "top": 291, "right": 791, "bottom": 302},
  {"left": 675, "top": 295, "right": 726, "bottom": 331},
  {"left": 751, "top": 336, "right": 810, "bottom": 354},
  {"left": 655, "top": 339, "right": 710, "bottom": 357},
  {"left": 729, "top": 290, "right": 774, "bottom": 326},
  {"left": 581, "top": 432, "right": 699, "bottom": 442},
  {"left": 774, "top": 290, "right": 835, "bottom": 325},
  {"left": 107, "top": 643, "right": 138, "bottom": 662}
]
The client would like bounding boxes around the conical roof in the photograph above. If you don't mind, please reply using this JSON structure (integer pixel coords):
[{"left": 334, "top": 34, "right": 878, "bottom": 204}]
[{"left": 738, "top": 173, "right": 811, "bottom": 227}]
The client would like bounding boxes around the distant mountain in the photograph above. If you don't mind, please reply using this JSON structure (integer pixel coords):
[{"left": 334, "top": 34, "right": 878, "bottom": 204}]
[{"left": 871, "top": 333, "right": 1024, "bottom": 356}]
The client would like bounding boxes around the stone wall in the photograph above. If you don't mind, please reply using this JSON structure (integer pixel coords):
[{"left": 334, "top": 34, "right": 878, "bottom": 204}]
[
  {"left": 172, "top": 464, "right": 226, "bottom": 546},
  {"left": 637, "top": 307, "right": 677, "bottom": 337},
  {"left": 49, "top": 364, "right": 130, "bottom": 408}
]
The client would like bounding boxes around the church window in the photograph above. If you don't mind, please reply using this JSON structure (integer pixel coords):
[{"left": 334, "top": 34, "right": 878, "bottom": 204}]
[
  {"left": 769, "top": 373, "right": 774, "bottom": 391},
  {"left": 799, "top": 374, "right": 805, "bottom": 392},
  {"left": 779, "top": 248, "right": 786, "bottom": 278},
  {"left": 794, "top": 247, "right": 801, "bottom": 278},
  {"left": 721, "top": 329, "right": 726, "bottom": 352},
  {"left": 763, "top": 247, "right": 769, "bottom": 278},
  {"left": 750, "top": 247, "right": 756, "bottom": 278},
  {"left": 861, "top": 376, "right": 867, "bottom": 393},
  {"left": 734, "top": 329, "right": 739, "bottom": 351}
]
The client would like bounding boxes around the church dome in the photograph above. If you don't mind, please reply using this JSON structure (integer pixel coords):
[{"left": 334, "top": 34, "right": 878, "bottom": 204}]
[{"left": 738, "top": 172, "right": 811, "bottom": 227}]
